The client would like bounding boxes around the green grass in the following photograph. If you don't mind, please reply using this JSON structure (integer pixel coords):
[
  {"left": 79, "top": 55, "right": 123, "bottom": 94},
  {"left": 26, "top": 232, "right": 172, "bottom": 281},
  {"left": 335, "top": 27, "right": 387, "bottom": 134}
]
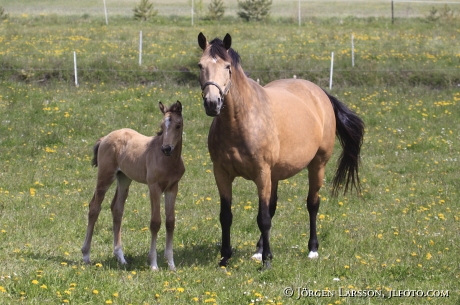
[{"left": 0, "top": 12, "right": 459, "bottom": 305}]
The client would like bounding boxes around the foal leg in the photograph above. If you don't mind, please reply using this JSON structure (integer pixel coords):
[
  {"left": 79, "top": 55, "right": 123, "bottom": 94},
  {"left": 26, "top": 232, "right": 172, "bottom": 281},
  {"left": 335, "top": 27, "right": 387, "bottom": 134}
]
[
  {"left": 164, "top": 182, "right": 179, "bottom": 271},
  {"left": 81, "top": 171, "right": 116, "bottom": 264},
  {"left": 148, "top": 183, "right": 162, "bottom": 270},
  {"left": 306, "top": 160, "right": 327, "bottom": 259},
  {"left": 111, "top": 172, "right": 132, "bottom": 265},
  {"left": 253, "top": 180, "right": 278, "bottom": 261}
]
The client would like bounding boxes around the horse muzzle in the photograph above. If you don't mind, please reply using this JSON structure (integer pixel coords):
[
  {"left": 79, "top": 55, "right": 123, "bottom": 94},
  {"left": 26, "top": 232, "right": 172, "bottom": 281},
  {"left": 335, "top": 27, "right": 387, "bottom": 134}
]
[
  {"left": 201, "top": 81, "right": 226, "bottom": 117},
  {"left": 203, "top": 99, "right": 222, "bottom": 117},
  {"left": 161, "top": 145, "right": 173, "bottom": 156}
]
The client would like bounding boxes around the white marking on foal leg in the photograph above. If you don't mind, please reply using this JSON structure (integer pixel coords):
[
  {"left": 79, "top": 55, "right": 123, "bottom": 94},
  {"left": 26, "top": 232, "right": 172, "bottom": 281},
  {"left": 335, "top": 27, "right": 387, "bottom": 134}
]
[
  {"left": 148, "top": 239, "right": 159, "bottom": 271},
  {"left": 308, "top": 251, "right": 319, "bottom": 259},
  {"left": 82, "top": 253, "right": 91, "bottom": 264},
  {"left": 113, "top": 247, "right": 127, "bottom": 264},
  {"left": 251, "top": 253, "right": 262, "bottom": 261}
]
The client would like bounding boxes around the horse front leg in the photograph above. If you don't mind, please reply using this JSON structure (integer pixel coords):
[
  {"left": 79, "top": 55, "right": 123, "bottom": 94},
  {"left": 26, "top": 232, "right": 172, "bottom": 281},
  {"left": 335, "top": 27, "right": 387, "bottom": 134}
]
[
  {"left": 253, "top": 180, "right": 278, "bottom": 261},
  {"left": 111, "top": 172, "right": 131, "bottom": 265},
  {"left": 255, "top": 172, "right": 273, "bottom": 269},
  {"left": 214, "top": 166, "right": 234, "bottom": 268},
  {"left": 148, "top": 183, "right": 162, "bottom": 271},
  {"left": 164, "top": 182, "right": 179, "bottom": 271}
]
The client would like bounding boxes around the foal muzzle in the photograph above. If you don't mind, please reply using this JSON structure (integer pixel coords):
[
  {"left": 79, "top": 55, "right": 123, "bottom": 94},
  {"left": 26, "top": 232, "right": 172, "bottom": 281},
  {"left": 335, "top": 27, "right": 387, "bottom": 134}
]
[{"left": 161, "top": 145, "right": 173, "bottom": 156}]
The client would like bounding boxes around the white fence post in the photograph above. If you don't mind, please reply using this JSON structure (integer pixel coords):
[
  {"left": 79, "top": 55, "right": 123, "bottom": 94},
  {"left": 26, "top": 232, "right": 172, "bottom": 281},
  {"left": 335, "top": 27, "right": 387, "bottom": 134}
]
[
  {"left": 329, "top": 52, "right": 334, "bottom": 90},
  {"left": 74, "top": 51, "right": 79, "bottom": 87},
  {"left": 103, "top": 0, "right": 108, "bottom": 25},
  {"left": 139, "top": 31, "right": 143, "bottom": 66},
  {"left": 351, "top": 34, "right": 355, "bottom": 67}
]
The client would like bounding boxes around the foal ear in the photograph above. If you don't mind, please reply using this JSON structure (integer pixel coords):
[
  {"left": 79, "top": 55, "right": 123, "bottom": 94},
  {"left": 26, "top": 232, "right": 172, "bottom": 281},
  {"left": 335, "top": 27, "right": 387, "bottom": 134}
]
[
  {"left": 159, "top": 102, "right": 166, "bottom": 114},
  {"left": 198, "top": 32, "right": 207, "bottom": 50},
  {"left": 223, "top": 33, "right": 232, "bottom": 50},
  {"left": 175, "top": 101, "right": 182, "bottom": 114}
]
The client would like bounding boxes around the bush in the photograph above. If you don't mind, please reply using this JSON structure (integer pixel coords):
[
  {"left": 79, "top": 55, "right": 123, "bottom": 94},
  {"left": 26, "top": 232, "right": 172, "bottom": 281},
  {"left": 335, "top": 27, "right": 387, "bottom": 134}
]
[
  {"left": 133, "top": 0, "right": 158, "bottom": 21},
  {"left": 206, "top": 0, "right": 225, "bottom": 21},
  {"left": 237, "top": 0, "right": 272, "bottom": 21}
]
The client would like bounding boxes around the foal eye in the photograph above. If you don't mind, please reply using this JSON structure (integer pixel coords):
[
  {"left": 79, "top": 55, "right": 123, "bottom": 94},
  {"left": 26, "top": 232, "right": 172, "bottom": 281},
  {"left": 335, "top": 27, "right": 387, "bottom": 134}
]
[{"left": 175, "top": 125, "right": 181, "bottom": 129}]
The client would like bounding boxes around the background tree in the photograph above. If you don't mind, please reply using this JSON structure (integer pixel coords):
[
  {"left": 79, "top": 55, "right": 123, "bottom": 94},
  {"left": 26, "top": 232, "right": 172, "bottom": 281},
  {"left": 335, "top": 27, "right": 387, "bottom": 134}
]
[
  {"left": 237, "top": 0, "right": 272, "bottom": 21},
  {"left": 206, "top": 0, "right": 225, "bottom": 21},
  {"left": 0, "top": 6, "right": 8, "bottom": 20},
  {"left": 133, "top": 0, "right": 158, "bottom": 21}
]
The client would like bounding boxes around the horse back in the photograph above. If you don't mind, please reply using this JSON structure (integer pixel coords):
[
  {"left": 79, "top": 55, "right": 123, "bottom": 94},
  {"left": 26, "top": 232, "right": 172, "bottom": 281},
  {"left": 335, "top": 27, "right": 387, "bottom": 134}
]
[{"left": 262, "top": 79, "right": 337, "bottom": 178}]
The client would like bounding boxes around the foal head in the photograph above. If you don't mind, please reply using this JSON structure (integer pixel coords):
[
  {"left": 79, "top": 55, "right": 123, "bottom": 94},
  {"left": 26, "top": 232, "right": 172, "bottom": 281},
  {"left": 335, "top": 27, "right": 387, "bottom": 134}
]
[
  {"left": 197, "top": 32, "right": 240, "bottom": 116},
  {"left": 158, "top": 101, "right": 183, "bottom": 156}
]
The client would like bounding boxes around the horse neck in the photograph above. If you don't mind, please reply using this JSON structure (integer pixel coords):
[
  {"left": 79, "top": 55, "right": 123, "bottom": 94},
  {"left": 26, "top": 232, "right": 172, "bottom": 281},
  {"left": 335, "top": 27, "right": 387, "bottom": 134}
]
[{"left": 220, "top": 67, "right": 255, "bottom": 123}]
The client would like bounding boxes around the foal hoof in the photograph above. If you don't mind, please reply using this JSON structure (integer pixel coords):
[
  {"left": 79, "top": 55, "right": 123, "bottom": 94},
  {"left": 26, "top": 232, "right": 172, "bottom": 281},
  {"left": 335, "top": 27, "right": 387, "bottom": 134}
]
[
  {"left": 308, "top": 251, "right": 319, "bottom": 259},
  {"left": 251, "top": 253, "right": 262, "bottom": 261}
]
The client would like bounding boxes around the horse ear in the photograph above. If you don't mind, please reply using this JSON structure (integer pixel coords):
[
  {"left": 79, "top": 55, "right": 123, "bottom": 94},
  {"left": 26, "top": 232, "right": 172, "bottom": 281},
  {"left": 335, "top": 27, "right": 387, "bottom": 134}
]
[
  {"left": 198, "top": 32, "right": 207, "bottom": 50},
  {"left": 159, "top": 102, "right": 166, "bottom": 114},
  {"left": 223, "top": 33, "right": 232, "bottom": 50},
  {"left": 175, "top": 101, "right": 182, "bottom": 114}
]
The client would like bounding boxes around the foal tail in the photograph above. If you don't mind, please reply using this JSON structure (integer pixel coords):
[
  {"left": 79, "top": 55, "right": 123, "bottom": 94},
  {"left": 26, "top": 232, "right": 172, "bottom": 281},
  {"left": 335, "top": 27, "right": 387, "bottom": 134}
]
[
  {"left": 323, "top": 90, "right": 364, "bottom": 196},
  {"left": 91, "top": 138, "right": 103, "bottom": 167}
]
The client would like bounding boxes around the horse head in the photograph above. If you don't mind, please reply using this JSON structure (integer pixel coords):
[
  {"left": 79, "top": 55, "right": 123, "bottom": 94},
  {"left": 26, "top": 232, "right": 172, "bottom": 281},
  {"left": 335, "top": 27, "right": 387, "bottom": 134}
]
[{"left": 197, "top": 32, "right": 234, "bottom": 117}]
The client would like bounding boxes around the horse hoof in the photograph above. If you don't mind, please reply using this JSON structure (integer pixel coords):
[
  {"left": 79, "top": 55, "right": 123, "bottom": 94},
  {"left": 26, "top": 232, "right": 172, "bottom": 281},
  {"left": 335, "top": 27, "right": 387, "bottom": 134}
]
[
  {"left": 251, "top": 253, "right": 262, "bottom": 261},
  {"left": 308, "top": 251, "right": 319, "bottom": 259}
]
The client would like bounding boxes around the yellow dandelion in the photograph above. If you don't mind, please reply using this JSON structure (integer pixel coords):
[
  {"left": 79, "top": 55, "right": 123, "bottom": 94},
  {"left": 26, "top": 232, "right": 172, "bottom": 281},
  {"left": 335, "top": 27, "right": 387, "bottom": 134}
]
[
  {"left": 105, "top": 301, "right": 113, "bottom": 304},
  {"left": 93, "top": 290, "right": 99, "bottom": 294},
  {"left": 0, "top": 286, "right": 6, "bottom": 293},
  {"left": 31, "top": 280, "right": 39, "bottom": 285},
  {"left": 426, "top": 253, "right": 432, "bottom": 260}
]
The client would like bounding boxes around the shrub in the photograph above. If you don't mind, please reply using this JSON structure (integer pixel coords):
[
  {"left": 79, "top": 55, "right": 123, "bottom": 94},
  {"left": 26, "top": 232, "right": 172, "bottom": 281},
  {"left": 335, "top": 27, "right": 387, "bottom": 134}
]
[
  {"left": 237, "top": 0, "right": 272, "bottom": 21},
  {"left": 206, "top": 0, "right": 225, "bottom": 21},
  {"left": 133, "top": 0, "right": 158, "bottom": 21}
]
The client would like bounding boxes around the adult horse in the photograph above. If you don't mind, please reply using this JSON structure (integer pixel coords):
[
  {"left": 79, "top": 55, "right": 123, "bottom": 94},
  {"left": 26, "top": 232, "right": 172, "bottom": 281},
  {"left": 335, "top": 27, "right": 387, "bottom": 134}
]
[
  {"left": 81, "top": 101, "right": 185, "bottom": 271},
  {"left": 197, "top": 33, "right": 364, "bottom": 269}
]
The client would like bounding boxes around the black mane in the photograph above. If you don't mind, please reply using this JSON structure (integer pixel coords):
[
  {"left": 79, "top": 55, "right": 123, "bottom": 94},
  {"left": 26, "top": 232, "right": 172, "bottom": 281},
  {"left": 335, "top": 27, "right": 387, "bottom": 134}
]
[{"left": 209, "top": 38, "right": 241, "bottom": 68}]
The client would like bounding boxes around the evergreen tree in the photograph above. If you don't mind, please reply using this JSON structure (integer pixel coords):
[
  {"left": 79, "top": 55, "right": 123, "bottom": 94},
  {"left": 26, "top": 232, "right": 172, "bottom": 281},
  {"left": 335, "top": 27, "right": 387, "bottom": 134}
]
[
  {"left": 237, "top": 0, "right": 272, "bottom": 22},
  {"left": 133, "top": 0, "right": 158, "bottom": 21},
  {"left": 206, "top": 0, "right": 225, "bottom": 21}
]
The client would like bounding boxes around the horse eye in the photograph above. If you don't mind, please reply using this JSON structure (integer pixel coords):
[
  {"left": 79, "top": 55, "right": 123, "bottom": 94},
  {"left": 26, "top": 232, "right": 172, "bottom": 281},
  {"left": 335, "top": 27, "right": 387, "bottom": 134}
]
[
  {"left": 198, "top": 63, "right": 203, "bottom": 69},
  {"left": 225, "top": 64, "right": 231, "bottom": 70}
]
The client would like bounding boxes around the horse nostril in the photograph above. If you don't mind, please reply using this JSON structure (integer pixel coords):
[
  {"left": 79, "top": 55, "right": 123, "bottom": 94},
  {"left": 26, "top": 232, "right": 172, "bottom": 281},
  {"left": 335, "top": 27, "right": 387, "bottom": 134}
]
[{"left": 162, "top": 145, "right": 172, "bottom": 155}]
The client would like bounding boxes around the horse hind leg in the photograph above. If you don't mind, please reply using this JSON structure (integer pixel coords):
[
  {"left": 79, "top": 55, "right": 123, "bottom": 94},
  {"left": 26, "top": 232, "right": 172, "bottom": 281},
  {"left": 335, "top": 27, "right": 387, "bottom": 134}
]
[
  {"left": 252, "top": 180, "right": 278, "bottom": 262},
  {"left": 306, "top": 159, "right": 328, "bottom": 259},
  {"left": 81, "top": 170, "right": 116, "bottom": 264},
  {"left": 111, "top": 172, "right": 132, "bottom": 265}
]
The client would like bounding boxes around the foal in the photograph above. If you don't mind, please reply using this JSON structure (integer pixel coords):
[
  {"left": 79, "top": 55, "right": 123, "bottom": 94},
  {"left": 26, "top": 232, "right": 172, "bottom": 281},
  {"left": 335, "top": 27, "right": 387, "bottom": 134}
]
[{"left": 81, "top": 101, "right": 185, "bottom": 271}]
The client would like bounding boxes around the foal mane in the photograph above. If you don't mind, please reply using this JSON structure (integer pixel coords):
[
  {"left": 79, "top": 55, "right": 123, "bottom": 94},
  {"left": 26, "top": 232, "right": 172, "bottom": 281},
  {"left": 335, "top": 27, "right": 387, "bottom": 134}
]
[{"left": 208, "top": 38, "right": 241, "bottom": 68}]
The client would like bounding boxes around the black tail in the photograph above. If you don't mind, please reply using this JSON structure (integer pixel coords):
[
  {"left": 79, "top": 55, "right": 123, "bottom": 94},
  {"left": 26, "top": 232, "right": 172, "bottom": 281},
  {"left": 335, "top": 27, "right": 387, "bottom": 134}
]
[
  {"left": 323, "top": 90, "right": 364, "bottom": 196},
  {"left": 91, "top": 139, "right": 102, "bottom": 167}
]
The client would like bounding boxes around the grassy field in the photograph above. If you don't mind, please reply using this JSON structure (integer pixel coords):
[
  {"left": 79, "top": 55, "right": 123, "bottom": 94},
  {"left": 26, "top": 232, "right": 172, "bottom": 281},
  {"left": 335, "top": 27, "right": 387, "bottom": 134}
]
[{"left": 0, "top": 8, "right": 459, "bottom": 305}]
